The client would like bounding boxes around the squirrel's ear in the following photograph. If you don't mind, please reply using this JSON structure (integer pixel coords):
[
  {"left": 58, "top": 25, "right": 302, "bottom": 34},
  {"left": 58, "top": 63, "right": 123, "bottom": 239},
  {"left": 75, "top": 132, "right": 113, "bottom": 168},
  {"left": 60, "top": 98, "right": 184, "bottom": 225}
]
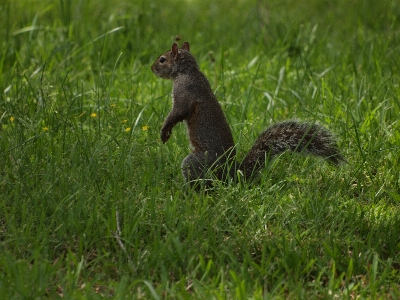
[
  {"left": 181, "top": 42, "right": 190, "bottom": 51},
  {"left": 171, "top": 43, "right": 179, "bottom": 59}
]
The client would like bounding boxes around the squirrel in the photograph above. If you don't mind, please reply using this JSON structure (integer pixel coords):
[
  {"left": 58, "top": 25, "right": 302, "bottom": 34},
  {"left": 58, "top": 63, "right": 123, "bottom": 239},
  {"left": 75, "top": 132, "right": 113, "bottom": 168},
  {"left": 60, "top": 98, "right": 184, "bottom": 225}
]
[{"left": 151, "top": 42, "right": 345, "bottom": 186}]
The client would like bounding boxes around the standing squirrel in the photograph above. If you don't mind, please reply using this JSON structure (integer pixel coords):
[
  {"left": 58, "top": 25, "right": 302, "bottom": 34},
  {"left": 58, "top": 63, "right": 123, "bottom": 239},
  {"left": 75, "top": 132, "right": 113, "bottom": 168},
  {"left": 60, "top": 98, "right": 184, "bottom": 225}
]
[{"left": 151, "top": 42, "right": 345, "bottom": 185}]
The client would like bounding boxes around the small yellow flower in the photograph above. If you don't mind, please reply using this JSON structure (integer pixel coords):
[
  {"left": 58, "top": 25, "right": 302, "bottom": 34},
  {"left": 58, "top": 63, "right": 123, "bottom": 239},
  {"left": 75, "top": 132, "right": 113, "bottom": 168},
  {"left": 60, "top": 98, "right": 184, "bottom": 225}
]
[
  {"left": 123, "top": 119, "right": 128, "bottom": 123},
  {"left": 90, "top": 113, "right": 97, "bottom": 118},
  {"left": 110, "top": 104, "right": 116, "bottom": 107},
  {"left": 125, "top": 127, "right": 131, "bottom": 132},
  {"left": 9, "top": 116, "right": 15, "bottom": 122},
  {"left": 43, "top": 127, "right": 49, "bottom": 131},
  {"left": 142, "top": 125, "right": 149, "bottom": 131}
]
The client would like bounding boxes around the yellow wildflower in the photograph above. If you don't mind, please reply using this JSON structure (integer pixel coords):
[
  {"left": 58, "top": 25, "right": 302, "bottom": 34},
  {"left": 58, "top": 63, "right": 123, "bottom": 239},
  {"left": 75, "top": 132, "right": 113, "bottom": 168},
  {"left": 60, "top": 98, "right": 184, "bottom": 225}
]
[
  {"left": 9, "top": 116, "right": 15, "bottom": 122},
  {"left": 43, "top": 127, "right": 49, "bottom": 131},
  {"left": 123, "top": 119, "right": 128, "bottom": 123},
  {"left": 142, "top": 125, "right": 149, "bottom": 131},
  {"left": 125, "top": 127, "right": 131, "bottom": 132},
  {"left": 90, "top": 113, "right": 97, "bottom": 118},
  {"left": 110, "top": 104, "right": 116, "bottom": 107}
]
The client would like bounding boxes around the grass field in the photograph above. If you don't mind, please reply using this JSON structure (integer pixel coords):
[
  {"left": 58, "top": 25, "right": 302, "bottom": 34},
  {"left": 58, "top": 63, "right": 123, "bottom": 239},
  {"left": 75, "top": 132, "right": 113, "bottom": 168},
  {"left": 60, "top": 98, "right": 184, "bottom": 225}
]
[{"left": 1, "top": 0, "right": 400, "bottom": 298}]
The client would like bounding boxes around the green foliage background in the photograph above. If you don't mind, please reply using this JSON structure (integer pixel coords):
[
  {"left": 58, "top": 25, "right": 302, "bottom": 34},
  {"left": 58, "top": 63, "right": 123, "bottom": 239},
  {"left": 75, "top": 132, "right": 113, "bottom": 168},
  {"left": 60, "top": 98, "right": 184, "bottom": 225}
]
[{"left": 1, "top": 0, "right": 400, "bottom": 298}]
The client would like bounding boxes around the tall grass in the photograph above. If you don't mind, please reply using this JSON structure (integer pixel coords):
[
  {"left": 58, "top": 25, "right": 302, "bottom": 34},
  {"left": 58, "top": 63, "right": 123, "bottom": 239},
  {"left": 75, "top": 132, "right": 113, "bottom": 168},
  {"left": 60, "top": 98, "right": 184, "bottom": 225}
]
[{"left": 1, "top": 0, "right": 400, "bottom": 298}]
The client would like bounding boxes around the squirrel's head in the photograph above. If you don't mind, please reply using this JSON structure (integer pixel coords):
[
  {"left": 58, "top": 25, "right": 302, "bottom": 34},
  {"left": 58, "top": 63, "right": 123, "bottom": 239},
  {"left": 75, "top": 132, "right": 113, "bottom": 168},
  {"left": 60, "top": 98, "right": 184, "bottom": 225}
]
[{"left": 151, "top": 42, "right": 198, "bottom": 79}]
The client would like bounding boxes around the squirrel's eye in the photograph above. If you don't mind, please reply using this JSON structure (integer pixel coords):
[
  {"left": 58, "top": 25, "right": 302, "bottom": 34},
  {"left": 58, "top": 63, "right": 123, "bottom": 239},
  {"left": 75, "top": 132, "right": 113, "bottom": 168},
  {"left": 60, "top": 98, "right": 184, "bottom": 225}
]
[{"left": 159, "top": 56, "right": 166, "bottom": 63}]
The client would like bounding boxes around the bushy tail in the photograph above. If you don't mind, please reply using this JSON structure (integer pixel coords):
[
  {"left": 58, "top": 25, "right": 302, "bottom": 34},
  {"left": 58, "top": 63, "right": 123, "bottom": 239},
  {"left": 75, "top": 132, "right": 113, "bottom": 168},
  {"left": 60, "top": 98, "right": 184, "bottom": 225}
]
[{"left": 239, "top": 121, "right": 345, "bottom": 179}]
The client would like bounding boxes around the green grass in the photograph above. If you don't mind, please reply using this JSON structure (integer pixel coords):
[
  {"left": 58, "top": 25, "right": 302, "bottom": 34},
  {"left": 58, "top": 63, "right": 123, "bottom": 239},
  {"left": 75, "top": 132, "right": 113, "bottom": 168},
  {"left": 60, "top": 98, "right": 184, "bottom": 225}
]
[{"left": 1, "top": 0, "right": 400, "bottom": 298}]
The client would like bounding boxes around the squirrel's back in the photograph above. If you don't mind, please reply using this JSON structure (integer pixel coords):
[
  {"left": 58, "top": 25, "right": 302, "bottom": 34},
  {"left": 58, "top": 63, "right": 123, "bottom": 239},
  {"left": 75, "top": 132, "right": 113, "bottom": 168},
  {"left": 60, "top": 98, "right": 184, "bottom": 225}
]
[{"left": 179, "top": 76, "right": 234, "bottom": 155}]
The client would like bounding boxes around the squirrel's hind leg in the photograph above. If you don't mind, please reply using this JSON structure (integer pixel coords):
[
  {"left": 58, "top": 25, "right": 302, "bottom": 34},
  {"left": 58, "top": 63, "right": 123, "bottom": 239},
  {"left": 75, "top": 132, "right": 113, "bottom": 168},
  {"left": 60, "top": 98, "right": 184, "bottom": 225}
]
[
  {"left": 181, "top": 151, "right": 235, "bottom": 189},
  {"left": 181, "top": 152, "right": 213, "bottom": 187}
]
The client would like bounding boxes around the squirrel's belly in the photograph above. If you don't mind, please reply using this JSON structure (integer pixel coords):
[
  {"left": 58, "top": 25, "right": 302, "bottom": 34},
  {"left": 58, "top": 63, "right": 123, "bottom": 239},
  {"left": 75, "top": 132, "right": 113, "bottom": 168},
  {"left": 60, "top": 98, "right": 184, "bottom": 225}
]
[{"left": 183, "top": 120, "right": 195, "bottom": 150}]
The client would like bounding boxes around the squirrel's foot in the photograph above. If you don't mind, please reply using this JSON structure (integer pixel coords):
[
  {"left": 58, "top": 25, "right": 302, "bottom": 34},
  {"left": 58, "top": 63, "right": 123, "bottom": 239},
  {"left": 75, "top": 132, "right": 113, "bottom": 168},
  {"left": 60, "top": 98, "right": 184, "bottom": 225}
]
[{"left": 160, "top": 128, "right": 172, "bottom": 143}]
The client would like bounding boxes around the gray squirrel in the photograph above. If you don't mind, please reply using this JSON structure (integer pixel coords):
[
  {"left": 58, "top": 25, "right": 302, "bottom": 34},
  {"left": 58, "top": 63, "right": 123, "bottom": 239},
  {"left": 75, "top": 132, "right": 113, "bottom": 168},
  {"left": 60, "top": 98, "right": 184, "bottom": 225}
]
[{"left": 151, "top": 42, "right": 345, "bottom": 185}]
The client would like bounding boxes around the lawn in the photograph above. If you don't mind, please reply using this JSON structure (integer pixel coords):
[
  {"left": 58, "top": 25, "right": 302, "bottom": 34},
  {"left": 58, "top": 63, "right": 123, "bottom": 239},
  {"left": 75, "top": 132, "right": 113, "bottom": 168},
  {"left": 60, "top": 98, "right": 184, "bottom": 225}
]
[{"left": 1, "top": 0, "right": 400, "bottom": 298}]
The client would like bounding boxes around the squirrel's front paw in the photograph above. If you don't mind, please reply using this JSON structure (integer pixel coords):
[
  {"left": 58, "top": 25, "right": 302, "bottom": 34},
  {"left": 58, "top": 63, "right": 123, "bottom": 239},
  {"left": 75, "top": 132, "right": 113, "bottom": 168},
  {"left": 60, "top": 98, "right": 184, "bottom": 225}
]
[{"left": 160, "top": 129, "right": 171, "bottom": 143}]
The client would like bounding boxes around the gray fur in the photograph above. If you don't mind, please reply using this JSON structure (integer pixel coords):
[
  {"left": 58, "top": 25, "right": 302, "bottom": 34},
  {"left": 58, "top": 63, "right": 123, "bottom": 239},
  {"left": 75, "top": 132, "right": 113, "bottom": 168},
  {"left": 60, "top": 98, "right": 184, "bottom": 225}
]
[{"left": 151, "top": 43, "right": 345, "bottom": 186}]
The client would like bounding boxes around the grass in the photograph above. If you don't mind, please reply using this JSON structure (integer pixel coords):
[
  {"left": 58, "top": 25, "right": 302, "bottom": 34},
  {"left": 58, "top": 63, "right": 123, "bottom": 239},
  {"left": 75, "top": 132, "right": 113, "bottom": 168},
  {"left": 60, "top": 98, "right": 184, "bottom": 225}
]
[{"left": 1, "top": 0, "right": 400, "bottom": 298}]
